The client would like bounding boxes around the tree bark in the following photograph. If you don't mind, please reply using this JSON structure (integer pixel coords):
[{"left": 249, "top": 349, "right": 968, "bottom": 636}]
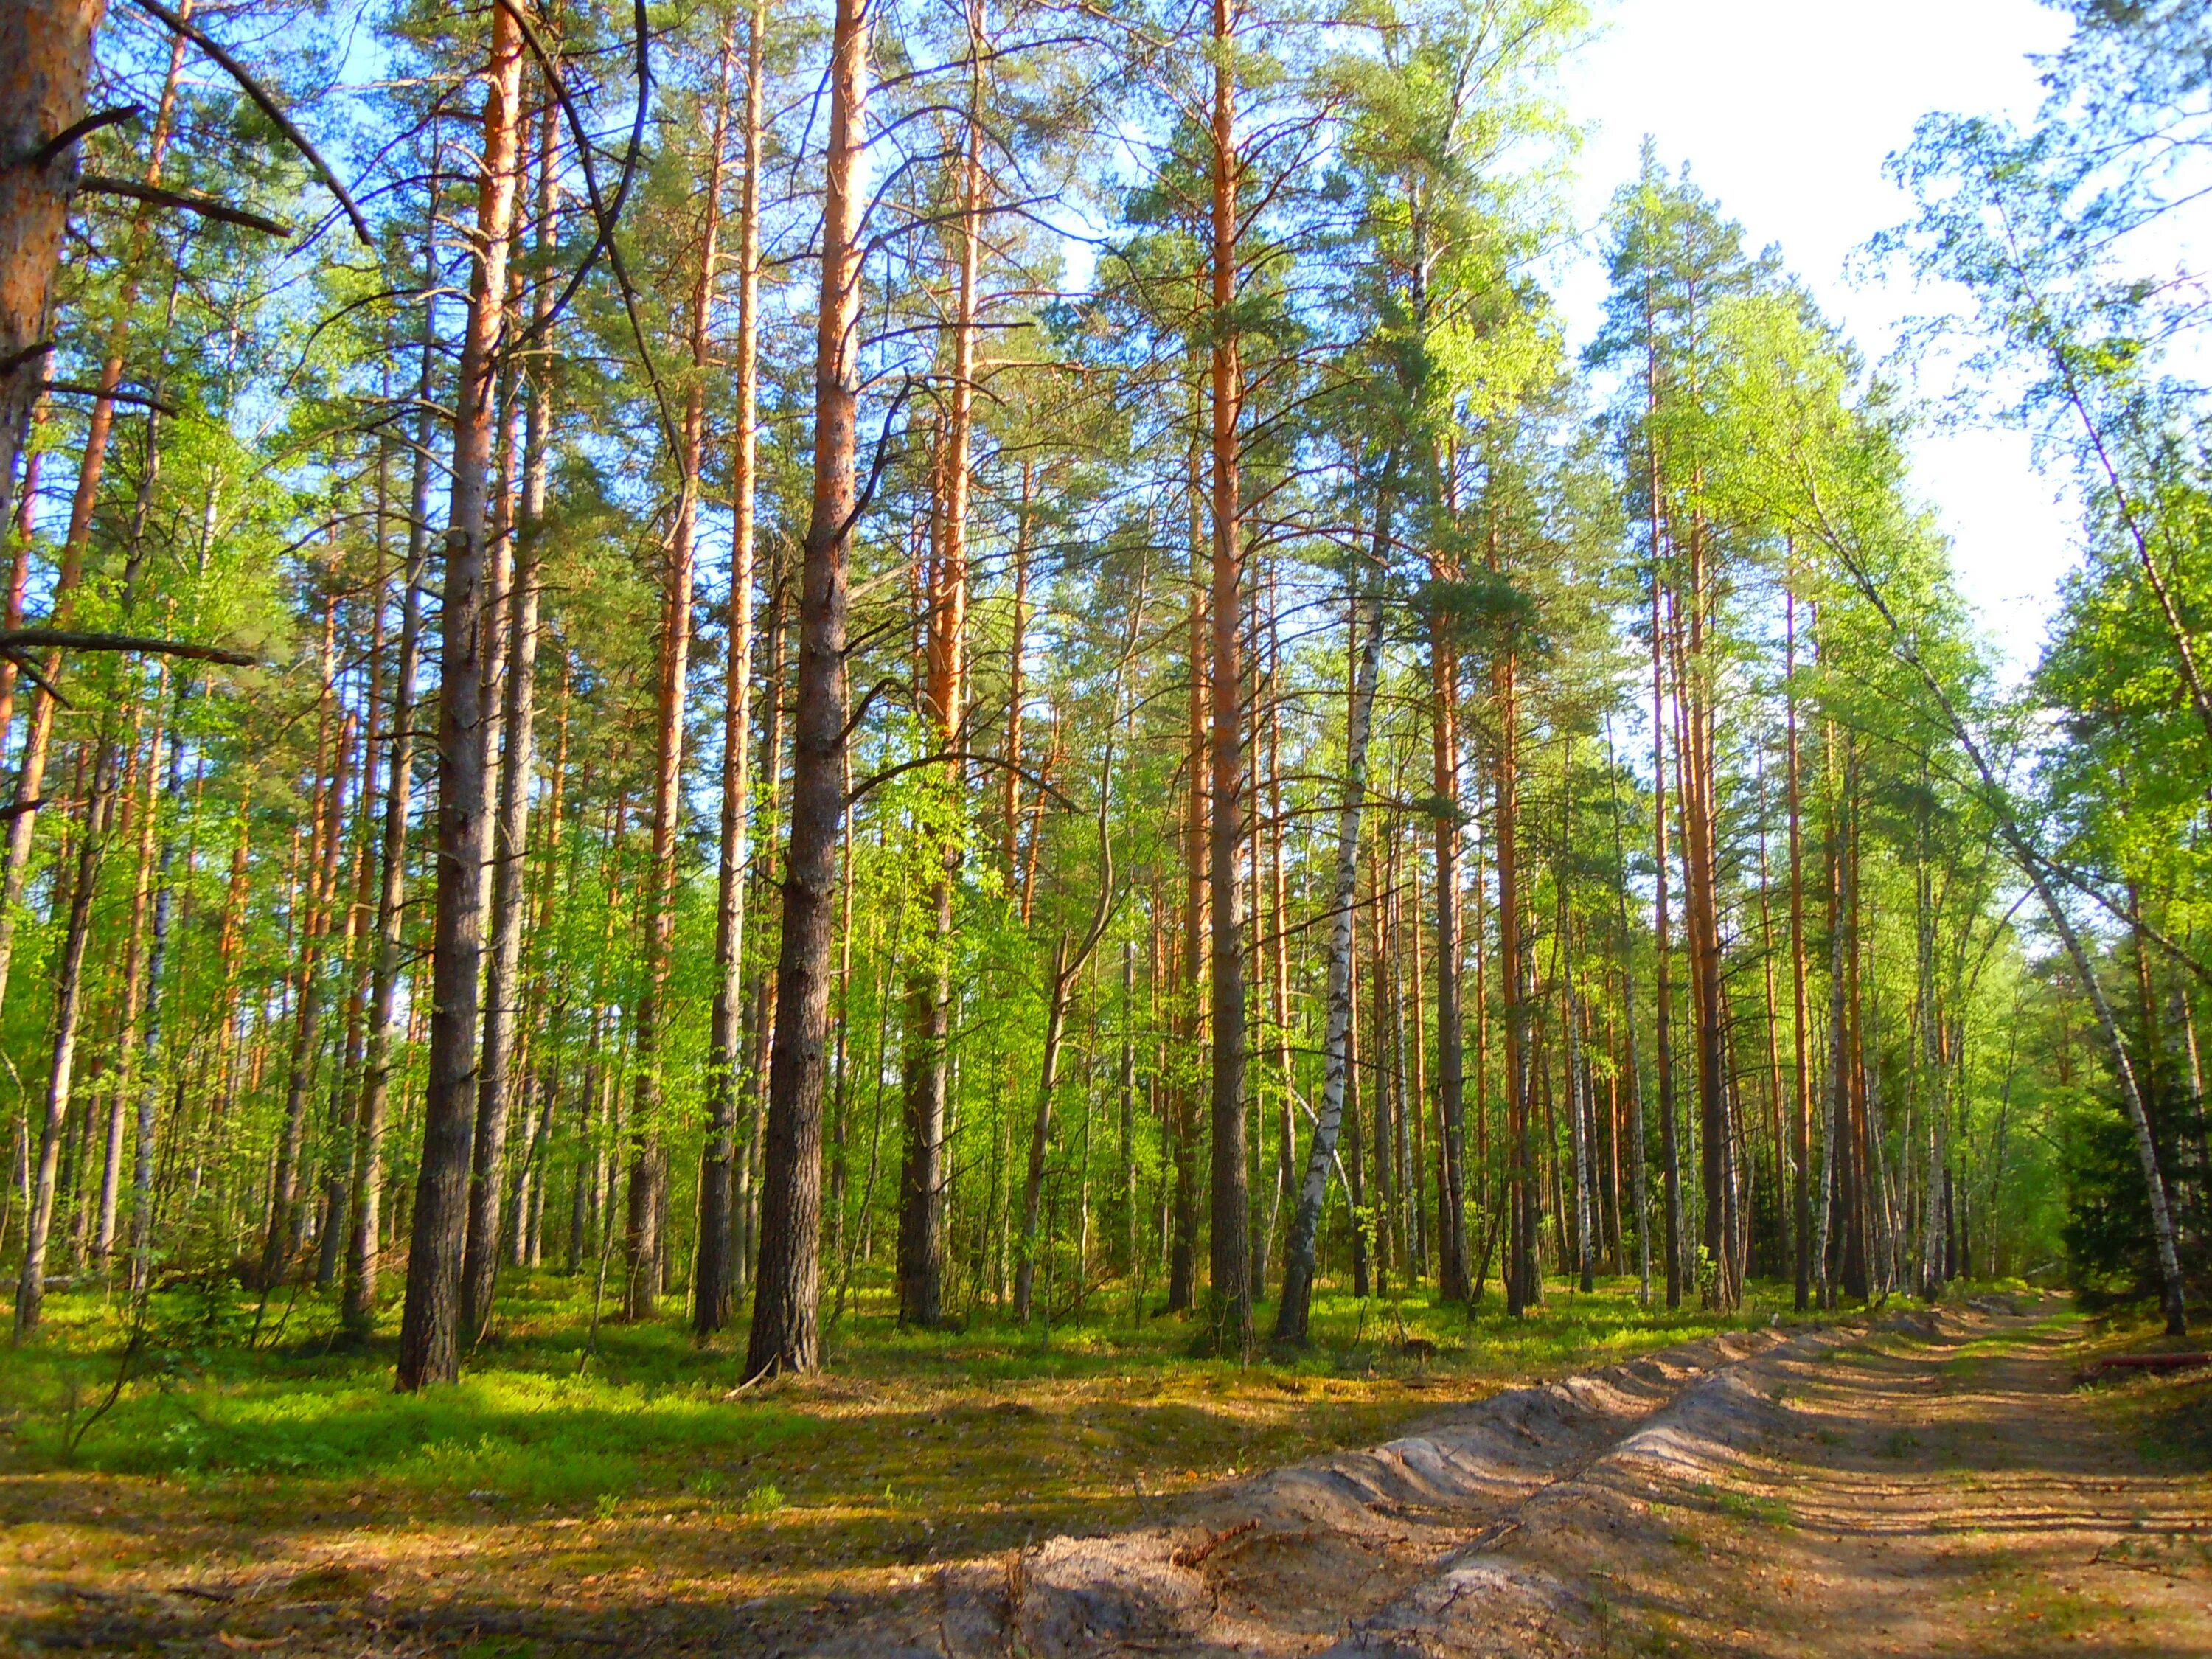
[
  {"left": 898, "top": 71, "right": 984, "bottom": 1329},
  {"left": 626, "top": 27, "right": 733, "bottom": 1321},
  {"left": 396, "top": 0, "right": 526, "bottom": 1390},
  {"left": 261, "top": 639, "right": 352, "bottom": 1293},
  {"left": 1205, "top": 0, "right": 1252, "bottom": 1358},
  {"left": 462, "top": 84, "right": 559, "bottom": 1341},
  {"left": 745, "top": 0, "right": 869, "bottom": 1380},
  {"left": 1785, "top": 588, "right": 1812, "bottom": 1311},
  {"left": 697, "top": 0, "right": 768, "bottom": 1336},
  {"left": 0, "top": 0, "right": 102, "bottom": 535},
  {"left": 345, "top": 268, "right": 436, "bottom": 1336},
  {"left": 1276, "top": 526, "right": 1387, "bottom": 1341},
  {"left": 1430, "top": 580, "right": 1470, "bottom": 1301},
  {"left": 13, "top": 737, "right": 119, "bottom": 1336},
  {"left": 1602, "top": 714, "right": 1651, "bottom": 1301},
  {"left": 127, "top": 691, "right": 186, "bottom": 1295}
]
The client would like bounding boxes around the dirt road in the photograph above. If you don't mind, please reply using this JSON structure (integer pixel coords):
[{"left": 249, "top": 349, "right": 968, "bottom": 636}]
[
  {"left": 820, "top": 1301, "right": 2212, "bottom": 1658},
  {"left": 14, "top": 1301, "right": 2211, "bottom": 1655}
]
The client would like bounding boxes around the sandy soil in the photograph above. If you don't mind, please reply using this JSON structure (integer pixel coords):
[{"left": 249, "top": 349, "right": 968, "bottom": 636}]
[
  {"left": 823, "top": 1298, "right": 2212, "bottom": 1658},
  {"left": 13, "top": 1298, "right": 2211, "bottom": 1656}
]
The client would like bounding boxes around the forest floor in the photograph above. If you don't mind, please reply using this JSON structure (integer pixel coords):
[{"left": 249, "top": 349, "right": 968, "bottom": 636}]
[{"left": 2, "top": 1276, "right": 2208, "bottom": 1655}]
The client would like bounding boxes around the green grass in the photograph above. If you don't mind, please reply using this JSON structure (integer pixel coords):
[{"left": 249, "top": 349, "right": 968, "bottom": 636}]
[
  {"left": 0, "top": 1265, "right": 1837, "bottom": 1629},
  {"left": 2, "top": 1267, "right": 1821, "bottom": 1500}
]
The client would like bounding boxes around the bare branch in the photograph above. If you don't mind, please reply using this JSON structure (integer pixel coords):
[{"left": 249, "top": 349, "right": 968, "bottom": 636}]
[
  {"left": 118, "top": 0, "right": 374, "bottom": 245},
  {"left": 77, "top": 174, "right": 292, "bottom": 237},
  {"left": 0, "top": 630, "right": 256, "bottom": 667}
]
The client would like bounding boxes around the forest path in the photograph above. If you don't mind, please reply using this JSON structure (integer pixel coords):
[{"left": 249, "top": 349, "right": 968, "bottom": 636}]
[{"left": 830, "top": 1301, "right": 2212, "bottom": 1658}]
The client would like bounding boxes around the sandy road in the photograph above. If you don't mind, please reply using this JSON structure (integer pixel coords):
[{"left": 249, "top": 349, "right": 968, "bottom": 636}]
[
  {"left": 812, "top": 1301, "right": 2212, "bottom": 1658},
  {"left": 14, "top": 1301, "right": 2209, "bottom": 1655}
]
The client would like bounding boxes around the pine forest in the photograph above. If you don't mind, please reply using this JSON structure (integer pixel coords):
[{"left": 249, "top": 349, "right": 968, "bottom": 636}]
[{"left": 4, "top": 1, "right": 2212, "bottom": 1652}]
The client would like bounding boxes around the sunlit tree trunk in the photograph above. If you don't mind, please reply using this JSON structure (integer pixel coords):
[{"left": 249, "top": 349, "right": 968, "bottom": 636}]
[
  {"left": 698, "top": 0, "right": 768, "bottom": 1335},
  {"left": 127, "top": 695, "right": 186, "bottom": 1295},
  {"left": 1497, "top": 632, "right": 1533, "bottom": 1315},
  {"left": 345, "top": 256, "right": 436, "bottom": 1336},
  {"left": 1278, "top": 492, "right": 1389, "bottom": 1340},
  {"left": 898, "top": 54, "right": 984, "bottom": 1329},
  {"left": 626, "top": 29, "right": 734, "bottom": 1321},
  {"left": 745, "top": 0, "right": 870, "bottom": 1380},
  {"left": 13, "top": 740, "right": 122, "bottom": 1337},
  {"left": 1650, "top": 570, "right": 1682, "bottom": 1312},
  {"left": 462, "top": 86, "right": 560, "bottom": 1340},
  {"left": 97, "top": 698, "right": 161, "bottom": 1269},
  {"left": 1604, "top": 714, "right": 1650, "bottom": 1302},
  {"left": 737, "top": 559, "right": 790, "bottom": 1284},
  {"left": 1265, "top": 572, "right": 1295, "bottom": 1283},
  {"left": 1204, "top": 0, "right": 1253, "bottom": 1357},
  {"left": 0, "top": 0, "right": 102, "bottom": 560},
  {"left": 262, "top": 618, "right": 352, "bottom": 1293},
  {"left": 1559, "top": 767, "right": 1593, "bottom": 1295},
  {"left": 1003, "top": 462, "right": 1032, "bottom": 879},
  {"left": 1430, "top": 582, "right": 1470, "bottom": 1302},
  {"left": 318, "top": 597, "right": 384, "bottom": 1291},
  {"left": 1785, "top": 588, "right": 1812, "bottom": 1312},
  {"left": 1171, "top": 417, "right": 1206, "bottom": 1318},
  {"left": 397, "top": 0, "right": 526, "bottom": 1390},
  {"left": 1369, "top": 840, "right": 1394, "bottom": 1293}
]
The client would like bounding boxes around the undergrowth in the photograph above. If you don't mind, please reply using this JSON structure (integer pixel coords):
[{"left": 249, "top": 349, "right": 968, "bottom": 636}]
[{"left": 0, "top": 1267, "right": 1833, "bottom": 1602}]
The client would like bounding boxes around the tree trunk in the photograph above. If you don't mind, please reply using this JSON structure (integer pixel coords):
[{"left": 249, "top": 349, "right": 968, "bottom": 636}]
[
  {"left": 396, "top": 0, "right": 526, "bottom": 1390},
  {"left": 345, "top": 269, "right": 435, "bottom": 1337},
  {"left": 1430, "top": 588, "right": 1471, "bottom": 1301},
  {"left": 462, "top": 86, "right": 560, "bottom": 1342},
  {"left": 261, "top": 651, "right": 352, "bottom": 1293},
  {"left": 1498, "top": 633, "right": 1533, "bottom": 1314},
  {"left": 1276, "top": 526, "right": 1387, "bottom": 1340},
  {"left": 98, "top": 700, "right": 161, "bottom": 1267},
  {"left": 1832, "top": 541, "right": 2191, "bottom": 1332},
  {"left": 1205, "top": 0, "right": 1251, "bottom": 1358},
  {"left": 626, "top": 32, "right": 732, "bottom": 1322},
  {"left": 127, "top": 693, "right": 187, "bottom": 1295},
  {"left": 319, "top": 611, "right": 383, "bottom": 1292},
  {"left": 745, "top": 0, "right": 869, "bottom": 1380},
  {"left": 1171, "top": 417, "right": 1206, "bottom": 1318},
  {"left": 898, "top": 77, "right": 984, "bottom": 1329},
  {"left": 13, "top": 737, "right": 120, "bottom": 1337},
  {"left": 697, "top": 0, "right": 768, "bottom": 1337},
  {"left": 1003, "top": 462, "right": 1032, "bottom": 865},
  {"left": 1603, "top": 715, "right": 1651, "bottom": 1302},
  {"left": 1785, "top": 588, "right": 1812, "bottom": 1312},
  {"left": 0, "top": 0, "right": 102, "bottom": 534},
  {"left": 1013, "top": 935, "right": 1074, "bottom": 1321}
]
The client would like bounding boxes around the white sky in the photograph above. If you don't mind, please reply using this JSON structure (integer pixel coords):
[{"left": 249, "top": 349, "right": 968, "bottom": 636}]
[{"left": 1553, "top": 0, "right": 2081, "bottom": 675}]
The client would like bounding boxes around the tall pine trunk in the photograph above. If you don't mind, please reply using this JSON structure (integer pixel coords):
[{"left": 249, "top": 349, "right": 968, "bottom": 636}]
[
  {"left": 1430, "top": 585, "right": 1470, "bottom": 1301},
  {"left": 13, "top": 740, "right": 121, "bottom": 1336},
  {"left": 898, "top": 72, "right": 984, "bottom": 1329},
  {"left": 745, "top": 0, "right": 869, "bottom": 1380},
  {"left": 396, "top": 1, "right": 526, "bottom": 1390},
  {"left": 346, "top": 270, "right": 435, "bottom": 1336},
  {"left": 626, "top": 30, "right": 733, "bottom": 1320},
  {"left": 1205, "top": 0, "right": 1252, "bottom": 1358},
  {"left": 1785, "top": 588, "right": 1812, "bottom": 1311},
  {"left": 462, "top": 87, "right": 560, "bottom": 1340},
  {"left": 697, "top": 0, "right": 768, "bottom": 1335}
]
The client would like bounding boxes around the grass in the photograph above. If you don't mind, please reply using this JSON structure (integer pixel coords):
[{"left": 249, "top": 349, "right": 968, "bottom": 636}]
[{"left": 0, "top": 1266, "right": 1829, "bottom": 1644}]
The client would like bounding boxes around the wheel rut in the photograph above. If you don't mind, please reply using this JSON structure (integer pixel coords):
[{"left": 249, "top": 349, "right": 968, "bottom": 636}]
[{"left": 808, "top": 1320, "right": 1820, "bottom": 1657}]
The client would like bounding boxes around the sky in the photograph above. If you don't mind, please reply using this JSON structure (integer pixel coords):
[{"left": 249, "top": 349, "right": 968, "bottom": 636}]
[{"left": 1551, "top": 0, "right": 2081, "bottom": 676}]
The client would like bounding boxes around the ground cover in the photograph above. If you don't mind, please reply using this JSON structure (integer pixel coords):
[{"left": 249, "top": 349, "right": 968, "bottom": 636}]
[{"left": 0, "top": 1268, "right": 1808, "bottom": 1652}]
